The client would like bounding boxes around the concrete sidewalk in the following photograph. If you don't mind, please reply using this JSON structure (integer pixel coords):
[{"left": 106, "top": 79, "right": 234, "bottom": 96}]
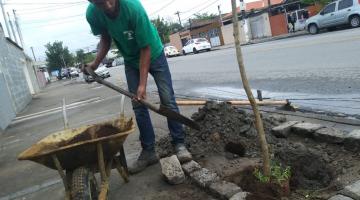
[{"left": 213, "top": 30, "right": 308, "bottom": 51}]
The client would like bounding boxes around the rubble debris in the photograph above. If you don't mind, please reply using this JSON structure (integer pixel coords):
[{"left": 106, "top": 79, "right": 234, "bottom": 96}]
[
  {"left": 341, "top": 180, "right": 360, "bottom": 200},
  {"left": 291, "top": 122, "right": 325, "bottom": 137},
  {"left": 329, "top": 195, "right": 354, "bottom": 200},
  {"left": 159, "top": 155, "right": 185, "bottom": 185},
  {"left": 209, "top": 181, "right": 242, "bottom": 199},
  {"left": 182, "top": 160, "right": 202, "bottom": 175},
  {"left": 272, "top": 121, "right": 299, "bottom": 138},
  {"left": 190, "top": 168, "right": 219, "bottom": 188},
  {"left": 229, "top": 192, "right": 249, "bottom": 200}
]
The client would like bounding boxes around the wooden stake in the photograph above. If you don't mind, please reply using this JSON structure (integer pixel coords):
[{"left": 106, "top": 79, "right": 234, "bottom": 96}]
[
  {"left": 114, "top": 156, "right": 129, "bottom": 183},
  {"left": 231, "top": 0, "right": 271, "bottom": 176}
]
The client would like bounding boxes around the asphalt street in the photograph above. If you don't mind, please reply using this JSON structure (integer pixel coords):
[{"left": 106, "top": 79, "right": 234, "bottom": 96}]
[{"left": 151, "top": 28, "right": 360, "bottom": 116}]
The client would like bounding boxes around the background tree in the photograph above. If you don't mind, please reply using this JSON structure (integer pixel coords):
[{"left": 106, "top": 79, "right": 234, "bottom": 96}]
[
  {"left": 151, "top": 17, "right": 170, "bottom": 44},
  {"left": 45, "top": 41, "right": 74, "bottom": 72},
  {"left": 75, "top": 49, "right": 85, "bottom": 64},
  {"left": 193, "top": 12, "right": 218, "bottom": 20},
  {"left": 169, "top": 22, "right": 183, "bottom": 33}
]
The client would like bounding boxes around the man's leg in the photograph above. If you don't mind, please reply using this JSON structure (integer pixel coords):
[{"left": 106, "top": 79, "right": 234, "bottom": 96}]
[
  {"left": 149, "top": 52, "right": 192, "bottom": 163},
  {"left": 124, "top": 66, "right": 158, "bottom": 174}
]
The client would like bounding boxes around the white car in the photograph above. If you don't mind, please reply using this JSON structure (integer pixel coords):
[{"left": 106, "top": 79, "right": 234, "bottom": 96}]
[
  {"left": 305, "top": 0, "right": 360, "bottom": 34},
  {"left": 164, "top": 46, "right": 180, "bottom": 57},
  {"left": 182, "top": 38, "right": 211, "bottom": 55},
  {"left": 84, "top": 65, "right": 110, "bottom": 82},
  {"left": 70, "top": 67, "right": 79, "bottom": 78}
]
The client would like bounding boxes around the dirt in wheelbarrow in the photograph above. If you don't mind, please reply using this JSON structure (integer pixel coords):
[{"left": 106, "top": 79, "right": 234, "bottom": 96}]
[
  {"left": 156, "top": 102, "right": 360, "bottom": 200},
  {"left": 63, "top": 125, "right": 121, "bottom": 146}
]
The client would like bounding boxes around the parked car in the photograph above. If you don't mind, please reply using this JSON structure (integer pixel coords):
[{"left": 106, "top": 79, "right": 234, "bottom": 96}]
[
  {"left": 102, "top": 58, "right": 115, "bottom": 68},
  {"left": 84, "top": 65, "right": 111, "bottom": 83},
  {"left": 182, "top": 38, "right": 211, "bottom": 55},
  {"left": 164, "top": 46, "right": 180, "bottom": 57},
  {"left": 70, "top": 67, "right": 79, "bottom": 78},
  {"left": 305, "top": 0, "right": 360, "bottom": 34}
]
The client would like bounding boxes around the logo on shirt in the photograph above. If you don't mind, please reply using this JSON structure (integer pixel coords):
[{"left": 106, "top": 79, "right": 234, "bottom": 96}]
[{"left": 123, "top": 31, "right": 134, "bottom": 40}]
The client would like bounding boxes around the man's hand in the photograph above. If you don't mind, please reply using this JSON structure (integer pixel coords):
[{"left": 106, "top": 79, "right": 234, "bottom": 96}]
[
  {"left": 136, "top": 84, "right": 146, "bottom": 100},
  {"left": 82, "top": 62, "right": 98, "bottom": 75}
]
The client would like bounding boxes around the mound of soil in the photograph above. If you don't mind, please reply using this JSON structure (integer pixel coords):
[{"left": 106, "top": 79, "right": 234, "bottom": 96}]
[
  {"left": 156, "top": 102, "right": 286, "bottom": 158},
  {"left": 156, "top": 102, "right": 360, "bottom": 199}
]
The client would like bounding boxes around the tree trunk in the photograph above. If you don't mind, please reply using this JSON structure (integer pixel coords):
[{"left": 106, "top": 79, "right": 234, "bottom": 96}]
[{"left": 231, "top": 0, "right": 271, "bottom": 176}]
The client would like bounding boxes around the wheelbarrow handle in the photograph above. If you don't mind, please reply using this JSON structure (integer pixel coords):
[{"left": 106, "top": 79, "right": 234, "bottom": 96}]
[{"left": 84, "top": 67, "right": 200, "bottom": 131}]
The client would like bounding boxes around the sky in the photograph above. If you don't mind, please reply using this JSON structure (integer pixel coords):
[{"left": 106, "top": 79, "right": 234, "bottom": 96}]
[{"left": 0, "top": 0, "right": 244, "bottom": 61}]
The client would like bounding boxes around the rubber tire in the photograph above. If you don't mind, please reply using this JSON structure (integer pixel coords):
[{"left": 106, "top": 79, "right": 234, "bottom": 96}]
[
  {"left": 309, "top": 24, "right": 319, "bottom": 35},
  {"left": 350, "top": 15, "right": 360, "bottom": 28},
  {"left": 193, "top": 48, "right": 198, "bottom": 54},
  {"left": 71, "top": 167, "right": 98, "bottom": 200},
  {"left": 182, "top": 50, "right": 186, "bottom": 55}
]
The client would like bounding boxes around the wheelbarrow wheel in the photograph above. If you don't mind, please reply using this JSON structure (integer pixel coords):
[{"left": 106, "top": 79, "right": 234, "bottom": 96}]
[{"left": 71, "top": 167, "right": 98, "bottom": 200}]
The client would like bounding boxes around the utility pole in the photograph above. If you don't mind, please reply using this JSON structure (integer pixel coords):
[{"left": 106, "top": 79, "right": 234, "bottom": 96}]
[
  {"left": 13, "top": 10, "right": 24, "bottom": 47},
  {"left": 60, "top": 54, "right": 67, "bottom": 68},
  {"left": 174, "top": 11, "right": 182, "bottom": 27},
  {"left": 188, "top": 19, "right": 192, "bottom": 31},
  {"left": 0, "top": 0, "right": 11, "bottom": 38},
  {"left": 30, "top": 47, "right": 37, "bottom": 61},
  {"left": 7, "top": 12, "right": 17, "bottom": 43},
  {"left": 218, "top": 5, "right": 223, "bottom": 26}
]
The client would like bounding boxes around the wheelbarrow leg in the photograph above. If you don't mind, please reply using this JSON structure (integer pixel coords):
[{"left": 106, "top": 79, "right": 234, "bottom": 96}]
[
  {"left": 97, "top": 142, "right": 113, "bottom": 200},
  {"left": 51, "top": 154, "right": 71, "bottom": 200},
  {"left": 113, "top": 144, "right": 129, "bottom": 182}
]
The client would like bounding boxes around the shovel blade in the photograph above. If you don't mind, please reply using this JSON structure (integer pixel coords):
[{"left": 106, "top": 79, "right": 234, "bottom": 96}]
[{"left": 158, "top": 105, "right": 200, "bottom": 131}]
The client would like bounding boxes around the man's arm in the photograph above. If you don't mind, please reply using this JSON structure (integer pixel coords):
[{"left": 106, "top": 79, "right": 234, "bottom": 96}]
[
  {"left": 88, "top": 32, "right": 111, "bottom": 70},
  {"left": 136, "top": 45, "right": 151, "bottom": 100}
]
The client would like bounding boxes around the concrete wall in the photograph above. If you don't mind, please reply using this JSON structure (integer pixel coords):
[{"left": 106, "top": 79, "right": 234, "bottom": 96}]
[
  {"left": 169, "top": 32, "right": 183, "bottom": 51},
  {"left": 0, "top": 25, "right": 33, "bottom": 130},
  {"left": 269, "top": 14, "right": 288, "bottom": 36},
  {"left": 221, "top": 21, "right": 250, "bottom": 45}
]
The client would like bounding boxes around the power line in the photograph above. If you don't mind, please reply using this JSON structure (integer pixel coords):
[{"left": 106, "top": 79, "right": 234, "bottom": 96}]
[
  {"left": 4, "top": 1, "right": 85, "bottom": 5},
  {"left": 149, "top": 0, "right": 176, "bottom": 16},
  {"left": 16, "top": 2, "right": 86, "bottom": 13},
  {"left": 181, "top": 0, "right": 219, "bottom": 22},
  {"left": 21, "top": 14, "right": 83, "bottom": 25}
]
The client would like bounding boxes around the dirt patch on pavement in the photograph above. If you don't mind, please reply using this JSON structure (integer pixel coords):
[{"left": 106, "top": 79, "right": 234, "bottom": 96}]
[{"left": 156, "top": 102, "right": 360, "bottom": 199}]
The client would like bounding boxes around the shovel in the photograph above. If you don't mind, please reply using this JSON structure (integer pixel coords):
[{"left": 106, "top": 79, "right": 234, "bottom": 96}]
[{"left": 85, "top": 67, "right": 200, "bottom": 131}]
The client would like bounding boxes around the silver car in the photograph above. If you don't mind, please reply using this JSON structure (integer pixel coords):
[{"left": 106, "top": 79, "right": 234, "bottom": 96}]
[{"left": 306, "top": 0, "right": 360, "bottom": 34}]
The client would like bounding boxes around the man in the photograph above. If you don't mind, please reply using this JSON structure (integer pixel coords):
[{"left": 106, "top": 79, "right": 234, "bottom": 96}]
[{"left": 85, "top": 0, "right": 192, "bottom": 174}]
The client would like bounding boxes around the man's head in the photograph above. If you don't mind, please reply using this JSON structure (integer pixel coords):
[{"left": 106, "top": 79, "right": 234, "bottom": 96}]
[{"left": 88, "top": 0, "right": 117, "bottom": 13}]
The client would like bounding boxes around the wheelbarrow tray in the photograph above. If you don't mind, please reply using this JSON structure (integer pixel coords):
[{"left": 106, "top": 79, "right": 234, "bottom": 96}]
[{"left": 18, "top": 117, "right": 134, "bottom": 170}]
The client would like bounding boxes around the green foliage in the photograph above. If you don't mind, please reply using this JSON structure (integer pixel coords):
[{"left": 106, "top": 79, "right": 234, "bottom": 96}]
[
  {"left": 253, "top": 163, "right": 291, "bottom": 184},
  {"left": 193, "top": 12, "right": 218, "bottom": 20},
  {"left": 45, "top": 41, "right": 74, "bottom": 71},
  {"left": 301, "top": 0, "right": 330, "bottom": 6},
  {"left": 151, "top": 17, "right": 171, "bottom": 44},
  {"left": 75, "top": 49, "right": 85, "bottom": 64},
  {"left": 84, "top": 53, "right": 96, "bottom": 64}
]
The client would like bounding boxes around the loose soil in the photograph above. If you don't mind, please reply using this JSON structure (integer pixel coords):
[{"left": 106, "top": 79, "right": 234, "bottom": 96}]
[{"left": 156, "top": 102, "right": 360, "bottom": 200}]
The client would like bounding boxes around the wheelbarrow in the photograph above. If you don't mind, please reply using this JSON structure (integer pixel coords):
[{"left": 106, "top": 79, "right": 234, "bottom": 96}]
[{"left": 18, "top": 116, "right": 135, "bottom": 200}]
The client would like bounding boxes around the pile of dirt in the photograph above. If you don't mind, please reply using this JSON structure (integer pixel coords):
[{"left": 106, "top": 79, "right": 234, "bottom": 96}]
[
  {"left": 156, "top": 102, "right": 286, "bottom": 158},
  {"left": 155, "top": 102, "right": 360, "bottom": 199}
]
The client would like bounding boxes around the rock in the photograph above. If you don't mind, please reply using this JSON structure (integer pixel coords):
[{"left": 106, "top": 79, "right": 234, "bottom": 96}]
[
  {"left": 344, "top": 130, "right": 360, "bottom": 152},
  {"left": 341, "top": 180, "right": 360, "bottom": 200},
  {"left": 229, "top": 192, "right": 249, "bottom": 200},
  {"left": 292, "top": 122, "right": 324, "bottom": 137},
  {"left": 272, "top": 121, "right": 299, "bottom": 138},
  {"left": 181, "top": 160, "right": 202, "bottom": 175},
  {"left": 190, "top": 168, "right": 219, "bottom": 188},
  {"left": 159, "top": 155, "right": 185, "bottom": 185},
  {"left": 209, "top": 181, "right": 242, "bottom": 199},
  {"left": 314, "top": 127, "right": 347, "bottom": 144},
  {"left": 328, "top": 195, "right": 355, "bottom": 200}
]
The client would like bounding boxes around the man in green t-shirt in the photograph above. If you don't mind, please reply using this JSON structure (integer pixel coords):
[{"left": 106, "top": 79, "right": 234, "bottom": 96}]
[{"left": 86, "top": 0, "right": 192, "bottom": 174}]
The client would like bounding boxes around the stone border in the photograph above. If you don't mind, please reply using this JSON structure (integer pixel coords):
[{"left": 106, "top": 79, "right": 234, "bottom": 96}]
[
  {"left": 181, "top": 160, "right": 249, "bottom": 200},
  {"left": 271, "top": 122, "right": 360, "bottom": 152}
]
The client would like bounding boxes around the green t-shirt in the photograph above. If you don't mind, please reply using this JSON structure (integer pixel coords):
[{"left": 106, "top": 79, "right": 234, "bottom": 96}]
[{"left": 86, "top": 0, "right": 163, "bottom": 68}]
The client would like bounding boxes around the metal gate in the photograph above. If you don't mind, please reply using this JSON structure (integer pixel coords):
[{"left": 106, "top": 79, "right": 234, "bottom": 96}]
[
  {"left": 0, "top": 71, "right": 16, "bottom": 130},
  {"left": 250, "top": 15, "right": 267, "bottom": 39}
]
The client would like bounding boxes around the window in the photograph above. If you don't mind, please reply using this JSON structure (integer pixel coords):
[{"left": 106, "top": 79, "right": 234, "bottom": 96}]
[
  {"left": 338, "top": 0, "right": 353, "bottom": 10},
  {"left": 323, "top": 3, "right": 336, "bottom": 14}
]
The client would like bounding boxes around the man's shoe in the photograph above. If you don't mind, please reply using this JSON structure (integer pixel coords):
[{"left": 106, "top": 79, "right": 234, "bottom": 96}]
[
  {"left": 175, "top": 143, "right": 192, "bottom": 163},
  {"left": 128, "top": 149, "right": 159, "bottom": 174}
]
